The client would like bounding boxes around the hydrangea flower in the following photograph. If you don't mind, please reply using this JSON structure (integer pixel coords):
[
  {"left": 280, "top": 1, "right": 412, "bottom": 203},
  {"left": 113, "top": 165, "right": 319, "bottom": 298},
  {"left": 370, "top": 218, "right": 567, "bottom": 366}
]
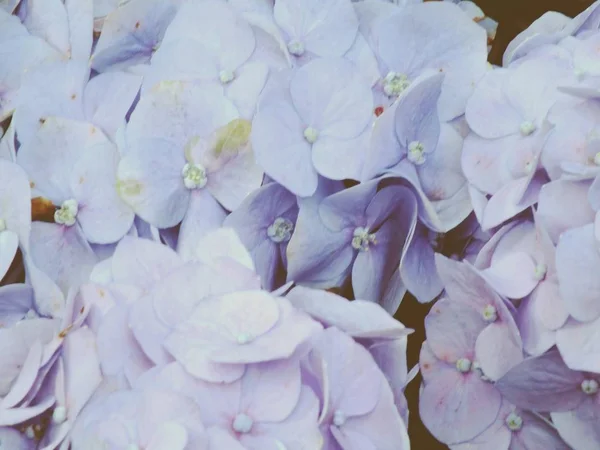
[
  {"left": 223, "top": 182, "right": 298, "bottom": 291},
  {"left": 16, "top": 117, "right": 134, "bottom": 315},
  {"left": 496, "top": 350, "right": 600, "bottom": 450},
  {"left": 143, "top": 0, "right": 288, "bottom": 119},
  {"left": 252, "top": 58, "right": 373, "bottom": 195},
  {"left": 117, "top": 82, "right": 263, "bottom": 250},
  {"left": 286, "top": 180, "right": 417, "bottom": 307}
]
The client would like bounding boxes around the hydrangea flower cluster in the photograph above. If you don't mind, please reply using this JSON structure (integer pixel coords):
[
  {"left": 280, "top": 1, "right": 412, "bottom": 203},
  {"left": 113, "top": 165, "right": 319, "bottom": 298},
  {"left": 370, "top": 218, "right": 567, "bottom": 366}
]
[
  {"left": 418, "top": 2, "right": 600, "bottom": 448},
  {"left": 5, "top": 0, "right": 599, "bottom": 448}
]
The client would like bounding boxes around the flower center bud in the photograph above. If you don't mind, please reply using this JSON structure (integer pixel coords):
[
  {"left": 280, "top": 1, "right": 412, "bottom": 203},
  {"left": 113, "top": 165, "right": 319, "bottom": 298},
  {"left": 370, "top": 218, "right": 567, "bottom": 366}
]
[
  {"left": 505, "top": 412, "right": 523, "bottom": 431},
  {"left": 351, "top": 227, "right": 377, "bottom": 251},
  {"left": 482, "top": 304, "right": 498, "bottom": 322},
  {"left": 54, "top": 199, "right": 78, "bottom": 226},
  {"left": 333, "top": 409, "right": 347, "bottom": 427},
  {"left": 287, "top": 39, "right": 305, "bottom": 56},
  {"left": 219, "top": 69, "right": 235, "bottom": 84},
  {"left": 236, "top": 332, "right": 253, "bottom": 345},
  {"left": 407, "top": 141, "right": 426, "bottom": 165},
  {"left": 233, "top": 413, "right": 254, "bottom": 434},
  {"left": 303, "top": 127, "right": 319, "bottom": 144},
  {"left": 594, "top": 152, "right": 600, "bottom": 166},
  {"left": 182, "top": 163, "right": 208, "bottom": 190},
  {"left": 382, "top": 72, "right": 410, "bottom": 97},
  {"left": 455, "top": 358, "right": 472, "bottom": 373},
  {"left": 519, "top": 121, "right": 536, "bottom": 136},
  {"left": 581, "top": 379, "right": 599, "bottom": 395},
  {"left": 52, "top": 406, "right": 67, "bottom": 424},
  {"left": 267, "top": 217, "right": 294, "bottom": 243},
  {"left": 534, "top": 263, "right": 547, "bottom": 281}
]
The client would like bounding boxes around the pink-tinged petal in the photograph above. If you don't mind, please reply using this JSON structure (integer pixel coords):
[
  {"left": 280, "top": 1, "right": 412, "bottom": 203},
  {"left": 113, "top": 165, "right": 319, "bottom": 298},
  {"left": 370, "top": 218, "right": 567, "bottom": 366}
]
[
  {"left": 286, "top": 285, "right": 409, "bottom": 339},
  {"left": 83, "top": 71, "right": 141, "bottom": 139},
  {"left": 146, "top": 421, "right": 189, "bottom": 450},
  {"left": 274, "top": 0, "right": 358, "bottom": 57},
  {"left": 251, "top": 73, "right": 318, "bottom": 197},
  {"left": 314, "top": 328, "right": 381, "bottom": 418},
  {"left": 240, "top": 359, "right": 301, "bottom": 422},
  {"left": 475, "top": 323, "right": 523, "bottom": 382},
  {"left": 532, "top": 278, "right": 569, "bottom": 331},
  {"left": 496, "top": 350, "right": 586, "bottom": 412},
  {"left": 481, "top": 173, "right": 546, "bottom": 230},
  {"left": 65, "top": 0, "right": 93, "bottom": 60},
  {"left": 556, "top": 224, "right": 600, "bottom": 322},
  {"left": 551, "top": 404, "right": 600, "bottom": 450},
  {"left": 176, "top": 190, "right": 227, "bottom": 262},
  {"left": 207, "top": 427, "right": 246, "bottom": 450},
  {"left": 71, "top": 138, "right": 134, "bottom": 244},
  {"left": 25, "top": 256, "right": 66, "bottom": 318},
  {"left": 424, "top": 297, "right": 486, "bottom": 363},
  {"left": 461, "top": 133, "right": 513, "bottom": 196},
  {"left": 419, "top": 365, "right": 502, "bottom": 445},
  {"left": 478, "top": 252, "right": 538, "bottom": 299},
  {"left": 537, "top": 180, "right": 595, "bottom": 244},
  {"left": 465, "top": 69, "right": 519, "bottom": 139},
  {"left": 111, "top": 236, "right": 182, "bottom": 289},
  {"left": 29, "top": 222, "right": 98, "bottom": 296},
  {"left": 516, "top": 295, "right": 556, "bottom": 357},
  {"left": 62, "top": 327, "right": 102, "bottom": 418},
  {"left": 289, "top": 58, "right": 372, "bottom": 140},
  {"left": 556, "top": 316, "right": 600, "bottom": 374}
]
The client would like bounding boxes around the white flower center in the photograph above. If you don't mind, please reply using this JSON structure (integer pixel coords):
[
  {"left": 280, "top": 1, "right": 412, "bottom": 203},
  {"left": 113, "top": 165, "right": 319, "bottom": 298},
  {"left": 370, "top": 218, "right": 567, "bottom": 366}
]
[
  {"left": 382, "top": 72, "right": 410, "bottom": 97},
  {"left": 267, "top": 217, "right": 294, "bottom": 243},
  {"left": 407, "top": 141, "right": 426, "bottom": 165},
  {"left": 351, "top": 227, "right": 377, "bottom": 251},
  {"left": 0, "top": 218, "right": 6, "bottom": 232},
  {"left": 52, "top": 406, "right": 67, "bottom": 424},
  {"left": 54, "top": 199, "right": 78, "bottom": 226},
  {"left": 482, "top": 304, "right": 498, "bottom": 322},
  {"left": 236, "top": 333, "right": 253, "bottom": 345},
  {"left": 581, "top": 379, "right": 599, "bottom": 395},
  {"left": 219, "top": 69, "right": 235, "bottom": 84},
  {"left": 471, "top": 361, "right": 491, "bottom": 382},
  {"left": 534, "top": 263, "right": 547, "bottom": 281},
  {"left": 333, "top": 409, "right": 346, "bottom": 427},
  {"left": 505, "top": 412, "right": 523, "bottom": 431},
  {"left": 455, "top": 358, "right": 472, "bottom": 373},
  {"left": 519, "top": 121, "right": 536, "bottom": 136},
  {"left": 303, "top": 127, "right": 319, "bottom": 144},
  {"left": 594, "top": 152, "right": 600, "bottom": 166},
  {"left": 287, "top": 39, "right": 305, "bottom": 56},
  {"left": 25, "top": 309, "right": 37, "bottom": 319},
  {"left": 24, "top": 425, "right": 35, "bottom": 439},
  {"left": 182, "top": 163, "right": 208, "bottom": 190},
  {"left": 233, "top": 413, "right": 254, "bottom": 433}
]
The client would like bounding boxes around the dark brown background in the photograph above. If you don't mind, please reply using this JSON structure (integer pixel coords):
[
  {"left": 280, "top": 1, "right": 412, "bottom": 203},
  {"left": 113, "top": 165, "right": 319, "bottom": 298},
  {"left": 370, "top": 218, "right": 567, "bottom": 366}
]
[{"left": 397, "top": 1, "right": 597, "bottom": 448}]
